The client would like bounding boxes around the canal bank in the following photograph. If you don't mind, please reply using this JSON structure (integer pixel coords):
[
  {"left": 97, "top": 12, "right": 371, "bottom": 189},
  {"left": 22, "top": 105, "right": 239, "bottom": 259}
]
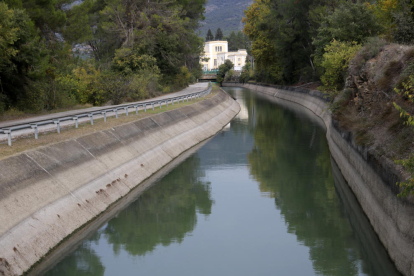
[
  {"left": 0, "top": 89, "right": 240, "bottom": 276},
  {"left": 223, "top": 82, "right": 414, "bottom": 276}
]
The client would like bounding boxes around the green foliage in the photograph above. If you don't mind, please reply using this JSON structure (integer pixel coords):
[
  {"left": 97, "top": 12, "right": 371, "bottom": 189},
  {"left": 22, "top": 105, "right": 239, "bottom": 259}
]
[
  {"left": 392, "top": 0, "right": 414, "bottom": 44},
  {"left": 314, "top": 2, "right": 383, "bottom": 72},
  {"left": 174, "top": 67, "right": 191, "bottom": 89},
  {"left": 214, "top": 28, "right": 223, "bottom": 40},
  {"left": 227, "top": 31, "right": 250, "bottom": 51},
  {"left": 216, "top": 60, "right": 234, "bottom": 85},
  {"left": 393, "top": 73, "right": 414, "bottom": 128},
  {"left": 0, "top": 0, "right": 206, "bottom": 114},
  {"left": 112, "top": 49, "right": 160, "bottom": 76},
  {"left": 206, "top": 29, "right": 214, "bottom": 42},
  {"left": 395, "top": 155, "right": 414, "bottom": 197},
  {"left": 320, "top": 40, "right": 361, "bottom": 97},
  {"left": 0, "top": 2, "right": 50, "bottom": 111},
  {"left": 240, "top": 61, "right": 254, "bottom": 83},
  {"left": 4, "top": 0, "right": 66, "bottom": 31},
  {"left": 225, "top": 69, "right": 234, "bottom": 81}
]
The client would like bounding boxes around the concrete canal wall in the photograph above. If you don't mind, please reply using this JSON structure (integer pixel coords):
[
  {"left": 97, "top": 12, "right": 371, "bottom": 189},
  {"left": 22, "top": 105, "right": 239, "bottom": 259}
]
[
  {"left": 0, "top": 90, "right": 240, "bottom": 276},
  {"left": 223, "top": 82, "right": 414, "bottom": 276}
]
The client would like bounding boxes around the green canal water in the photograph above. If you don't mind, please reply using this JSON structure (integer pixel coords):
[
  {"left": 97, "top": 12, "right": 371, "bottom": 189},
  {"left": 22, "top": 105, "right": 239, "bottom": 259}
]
[{"left": 43, "top": 87, "right": 401, "bottom": 276}]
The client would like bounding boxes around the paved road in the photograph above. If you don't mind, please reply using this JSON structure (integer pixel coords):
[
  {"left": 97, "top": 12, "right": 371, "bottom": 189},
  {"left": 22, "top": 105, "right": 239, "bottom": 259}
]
[
  {"left": 0, "top": 83, "right": 209, "bottom": 129},
  {"left": 0, "top": 83, "right": 209, "bottom": 143}
]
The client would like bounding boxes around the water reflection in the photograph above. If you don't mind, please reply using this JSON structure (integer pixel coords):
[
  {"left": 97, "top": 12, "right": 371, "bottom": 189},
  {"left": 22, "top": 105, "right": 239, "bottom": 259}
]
[
  {"left": 101, "top": 155, "right": 212, "bottom": 257},
  {"left": 229, "top": 88, "right": 400, "bottom": 276},
  {"left": 45, "top": 242, "right": 105, "bottom": 276}
]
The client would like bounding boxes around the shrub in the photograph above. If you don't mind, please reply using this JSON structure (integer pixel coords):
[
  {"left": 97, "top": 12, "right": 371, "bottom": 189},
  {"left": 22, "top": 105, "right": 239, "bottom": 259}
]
[
  {"left": 217, "top": 60, "right": 234, "bottom": 85},
  {"left": 395, "top": 155, "right": 414, "bottom": 197},
  {"left": 393, "top": 1, "right": 414, "bottom": 45},
  {"left": 350, "top": 37, "right": 387, "bottom": 74},
  {"left": 320, "top": 40, "right": 362, "bottom": 98},
  {"left": 173, "top": 66, "right": 191, "bottom": 89},
  {"left": 225, "top": 70, "right": 234, "bottom": 81}
]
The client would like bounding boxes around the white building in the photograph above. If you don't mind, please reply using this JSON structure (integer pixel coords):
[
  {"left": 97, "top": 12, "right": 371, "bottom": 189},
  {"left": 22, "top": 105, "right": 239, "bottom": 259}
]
[{"left": 200, "top": 40, "right": 248, "bottom": 71}]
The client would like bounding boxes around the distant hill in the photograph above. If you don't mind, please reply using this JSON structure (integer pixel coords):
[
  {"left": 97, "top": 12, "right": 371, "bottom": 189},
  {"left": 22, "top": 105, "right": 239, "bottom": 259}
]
[{"left": 199, "top": 0, "right": 252, "bottom": 38}]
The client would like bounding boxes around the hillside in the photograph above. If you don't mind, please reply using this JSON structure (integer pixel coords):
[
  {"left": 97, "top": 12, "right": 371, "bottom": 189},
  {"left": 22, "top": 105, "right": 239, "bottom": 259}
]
[{"left": 199, "top": 0, "right": 252, "bottom": 37}]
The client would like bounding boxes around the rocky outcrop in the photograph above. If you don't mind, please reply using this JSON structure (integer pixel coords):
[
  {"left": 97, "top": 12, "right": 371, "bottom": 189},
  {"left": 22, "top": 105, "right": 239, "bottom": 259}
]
[{"left": 346, "top": 44, "right": 413, "bottom": 110}]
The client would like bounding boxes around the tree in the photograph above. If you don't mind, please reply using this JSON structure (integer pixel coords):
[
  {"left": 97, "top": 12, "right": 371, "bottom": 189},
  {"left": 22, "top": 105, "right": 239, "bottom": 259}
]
[
  {"left": 320, "top": 40, "right": 361, "bottom": 96},
  {"left": 392, "top": 0, "right": 414, "bottom": 44},
  {"left": 216, "top": 59, "right": 234, "bottom": 85},
  {"left": 0, "top": 2, "right": 49, "bottom": 111},
  {"left": 206, "top": 29, "right": 214, "bottom": 41},
  {"left": 215, "top": 28, "right": 223, "bottom": 40},
  {"left": 313, "top": 2, "right": 383, "bottom": 64},
  {"left": 228, "top": 30, "right": 250, "bottom": 51}
]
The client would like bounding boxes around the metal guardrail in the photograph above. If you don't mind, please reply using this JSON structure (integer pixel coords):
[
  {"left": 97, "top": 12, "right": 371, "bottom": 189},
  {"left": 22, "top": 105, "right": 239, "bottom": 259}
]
[
  {"left": 1, "top": 83, "right": 212, "bottom": 146},
  {"left": 203, "top": 70, "right": 219, "bottom": 74}
]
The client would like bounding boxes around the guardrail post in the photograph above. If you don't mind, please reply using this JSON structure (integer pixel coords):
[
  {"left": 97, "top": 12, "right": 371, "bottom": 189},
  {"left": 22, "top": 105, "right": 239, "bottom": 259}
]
[
  {"left": 124, "top": 107, "right": 129, "bottom": 116},
  {"left": 172, "top": 99, "right": 174, "bottom": 105},
  {"left": 54, "top": 121, "right": 60, "bottom": 133},
  {"left": 166, "top": 100, "right": 168, "bottom": 107},
  {"left": 102, "top": 111, "right": 107, "bottom": 122},
  {"left": 159, "top": 101, "right": 162, "bottom": 109},
  {"left": 73, "top": 117, "right": 79, "bottom": 128},
  {"left": 88, "top": 114, "right": 94, "bottom": 125},
  {"left": 152, "top": 103, "right": 154, "bottom": 110},
  {"left": 135, "top": 105, "right": 138, "bottom": 114},
  {"left": 144, "top": 104, "right": 147, "bottom": 112},
  {"left": 4, "top": 129, "right": 12, "bottom": 146},
  {"left": 114, "top": 109, "right": 118, "bottom": 119},
  {"left": 30, "top": 124, "right": 38, "bottom": 139}
]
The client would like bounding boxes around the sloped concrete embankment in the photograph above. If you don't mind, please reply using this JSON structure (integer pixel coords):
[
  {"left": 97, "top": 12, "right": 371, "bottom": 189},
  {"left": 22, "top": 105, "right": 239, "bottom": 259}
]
[
  {"left": 0, "top": 90, "right": 240, "bottom": 276},
  {"left": 223, "top": 82, "right": 414, "bottom": 276}
]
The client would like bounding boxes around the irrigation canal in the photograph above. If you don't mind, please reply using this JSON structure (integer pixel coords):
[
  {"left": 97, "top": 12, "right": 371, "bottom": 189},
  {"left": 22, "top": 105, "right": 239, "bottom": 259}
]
[{"left": 41, "top": 87, "right": 401, "bottom": 276}]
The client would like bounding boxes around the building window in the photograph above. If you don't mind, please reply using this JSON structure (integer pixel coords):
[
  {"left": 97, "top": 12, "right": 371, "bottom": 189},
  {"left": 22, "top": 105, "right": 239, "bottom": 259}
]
[
  {"left": 238, "top": 58, "right": 241, "bottom": 61},
  {"left": 214, "top": 59, "right": 217, "bottom": 66}
]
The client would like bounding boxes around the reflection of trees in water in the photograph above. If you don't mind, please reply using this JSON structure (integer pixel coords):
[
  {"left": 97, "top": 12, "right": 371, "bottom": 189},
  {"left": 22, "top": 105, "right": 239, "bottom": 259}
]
[
  {"left": 45, "top": 241, "right": 105, "bottom": 276},
  {"left": 247, "top": 102, "right": 373, "bottom": 276},
  {"left": 103, "top": 154, "right": 213, "bottom": 256}
]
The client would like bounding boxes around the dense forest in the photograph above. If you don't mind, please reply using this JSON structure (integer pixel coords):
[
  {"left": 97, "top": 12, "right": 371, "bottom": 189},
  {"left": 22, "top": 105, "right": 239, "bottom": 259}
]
[
  {"left": 242, "top": 0, "right": 413, "bottom": 87},
  {"left": 0, "top": 0, "right": 206, "bottom": 115}
]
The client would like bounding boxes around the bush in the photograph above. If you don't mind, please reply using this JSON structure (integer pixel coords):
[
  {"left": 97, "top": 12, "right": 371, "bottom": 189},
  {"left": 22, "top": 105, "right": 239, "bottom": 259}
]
[
  {"left": 217, "top": 60, "right": 234, "bottom": 85},
  {"left": 350, "top": 37, "right": 387, "bottom": 74},
  {"left": 314, "top": 2, "right": 383, "bottom": 64},
  {"left": 320, "top": 40, "right": 362, "bottom": 98},
  {"left": 173, "top": 66, "right": 191, "bottom": 89},
  {"left": 225, "top": 70, "right": 234, "bottom": 81}
]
